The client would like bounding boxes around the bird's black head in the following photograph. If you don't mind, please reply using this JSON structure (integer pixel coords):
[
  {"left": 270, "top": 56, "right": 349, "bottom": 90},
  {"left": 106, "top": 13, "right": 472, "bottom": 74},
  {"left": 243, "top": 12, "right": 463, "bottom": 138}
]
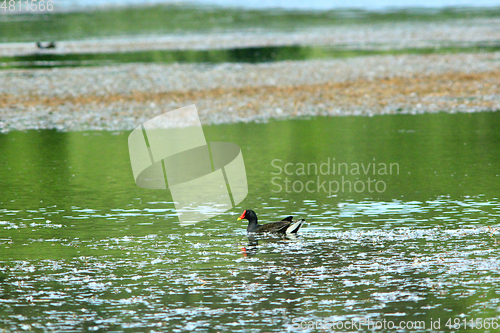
[{"left": 237, "top": 209, "right": 257, "bottom": 222}]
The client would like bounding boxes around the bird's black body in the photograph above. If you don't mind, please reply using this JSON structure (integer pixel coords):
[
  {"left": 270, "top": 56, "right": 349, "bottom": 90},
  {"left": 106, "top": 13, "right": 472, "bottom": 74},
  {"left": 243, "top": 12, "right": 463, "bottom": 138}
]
[{"left": 238, "top": 209, "right": 305, "bottom": 234}]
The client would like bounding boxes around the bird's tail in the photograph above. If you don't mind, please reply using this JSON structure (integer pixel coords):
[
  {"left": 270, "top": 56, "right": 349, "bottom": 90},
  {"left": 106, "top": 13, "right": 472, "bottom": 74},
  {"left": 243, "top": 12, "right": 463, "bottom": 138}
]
[{"left": 286, "top": 219, "right": 305, "bottom": 234}]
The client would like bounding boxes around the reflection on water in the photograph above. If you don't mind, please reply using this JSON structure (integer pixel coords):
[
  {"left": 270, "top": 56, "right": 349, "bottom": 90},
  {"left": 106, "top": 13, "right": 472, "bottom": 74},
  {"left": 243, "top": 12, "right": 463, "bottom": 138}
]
[
  {"left": 0, "top": 112, "right": 499, "bottom": 331},
  {"left": 3, "top": 43, "right": 500, "bottom": 69},
  {"left": 1, "top": 46, "right": 307, "bottom": 69}
]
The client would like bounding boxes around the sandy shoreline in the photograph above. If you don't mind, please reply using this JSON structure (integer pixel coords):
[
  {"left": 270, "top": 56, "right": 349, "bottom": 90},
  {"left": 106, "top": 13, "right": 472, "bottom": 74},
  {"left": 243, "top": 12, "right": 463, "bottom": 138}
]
[
  {"left": 1, "top": 51, "right": 499, "bottom": 132},
  {"left": 2, "top": 16, "right": 500, "bottom": 133}
]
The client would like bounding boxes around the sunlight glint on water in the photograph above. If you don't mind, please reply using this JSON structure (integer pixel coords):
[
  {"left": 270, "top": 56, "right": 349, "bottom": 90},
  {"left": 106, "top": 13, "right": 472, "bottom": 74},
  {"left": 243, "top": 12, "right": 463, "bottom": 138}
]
[{"left": 0, "top": 113, "right": 499, "bottom": 331}]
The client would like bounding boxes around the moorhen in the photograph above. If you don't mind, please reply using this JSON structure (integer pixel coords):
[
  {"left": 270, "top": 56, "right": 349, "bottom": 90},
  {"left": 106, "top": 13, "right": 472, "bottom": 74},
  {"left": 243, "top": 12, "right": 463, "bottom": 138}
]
[{"left": 237, "top": 209, "right": 305, "bottom": 234}]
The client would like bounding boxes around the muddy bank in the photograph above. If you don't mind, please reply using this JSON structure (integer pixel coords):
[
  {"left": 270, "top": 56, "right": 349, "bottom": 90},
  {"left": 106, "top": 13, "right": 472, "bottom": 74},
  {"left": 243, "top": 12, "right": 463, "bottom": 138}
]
[{"left": 1, "top": 52, "right": 499, "bottom": 132}]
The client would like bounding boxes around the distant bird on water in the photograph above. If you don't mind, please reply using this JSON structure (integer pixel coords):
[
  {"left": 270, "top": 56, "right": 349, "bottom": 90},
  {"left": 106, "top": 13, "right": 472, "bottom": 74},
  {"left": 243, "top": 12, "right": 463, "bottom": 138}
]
[{"left": 36, "top": 41, "right": 56, "bottom": 49}]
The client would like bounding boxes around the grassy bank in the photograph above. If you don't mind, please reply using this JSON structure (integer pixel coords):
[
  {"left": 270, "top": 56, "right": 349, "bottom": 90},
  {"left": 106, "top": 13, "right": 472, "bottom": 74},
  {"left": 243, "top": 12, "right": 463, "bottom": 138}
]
[{"left": 1, "top": 5, "right": 500, "bottom": 43}]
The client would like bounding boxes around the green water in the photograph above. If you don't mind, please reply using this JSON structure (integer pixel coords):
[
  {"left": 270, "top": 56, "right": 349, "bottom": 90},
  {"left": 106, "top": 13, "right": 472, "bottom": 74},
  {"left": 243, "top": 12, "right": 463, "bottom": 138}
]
[
  {"left": 0, "top": 112, "right": 500, "bottom": 331},
  {"left": 3, "top": 43, "right": 500, "bottom": 69}
]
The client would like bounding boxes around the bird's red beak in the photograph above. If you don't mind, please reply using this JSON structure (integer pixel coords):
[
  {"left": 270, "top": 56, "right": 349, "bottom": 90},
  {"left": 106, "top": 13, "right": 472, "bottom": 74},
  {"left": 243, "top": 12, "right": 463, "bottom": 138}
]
[{"left": 237, "top": 210, "right": 246, "bottom": 221}]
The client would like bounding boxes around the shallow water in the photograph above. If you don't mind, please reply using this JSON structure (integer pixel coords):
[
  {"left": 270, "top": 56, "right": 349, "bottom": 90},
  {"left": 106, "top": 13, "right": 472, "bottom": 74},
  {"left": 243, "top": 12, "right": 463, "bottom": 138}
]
[
  {"left": 1, "top": 112, "right": 500, "bottom": 331},
  {"left": 3, "top": 44, "right": 500, "bottom": 69}
]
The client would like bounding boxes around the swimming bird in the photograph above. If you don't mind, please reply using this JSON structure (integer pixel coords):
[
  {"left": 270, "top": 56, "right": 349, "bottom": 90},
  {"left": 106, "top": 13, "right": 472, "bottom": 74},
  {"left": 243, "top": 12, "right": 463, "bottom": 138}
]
[
  {"left": 237, "top": 209, "right": 305, "bottom": 234},
  {"left": 36, "top": 41, "right": 56, "bottom": 49}
]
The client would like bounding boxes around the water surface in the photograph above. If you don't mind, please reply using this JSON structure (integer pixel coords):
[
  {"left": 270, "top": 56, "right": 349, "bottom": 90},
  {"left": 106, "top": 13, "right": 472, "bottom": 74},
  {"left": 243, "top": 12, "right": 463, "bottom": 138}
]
[
  {"left": 0, "top": 112, "right": 499, "bottom": 331},
  {"left": 3, "top": 43, "right": 500, "bottom": 69}
]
